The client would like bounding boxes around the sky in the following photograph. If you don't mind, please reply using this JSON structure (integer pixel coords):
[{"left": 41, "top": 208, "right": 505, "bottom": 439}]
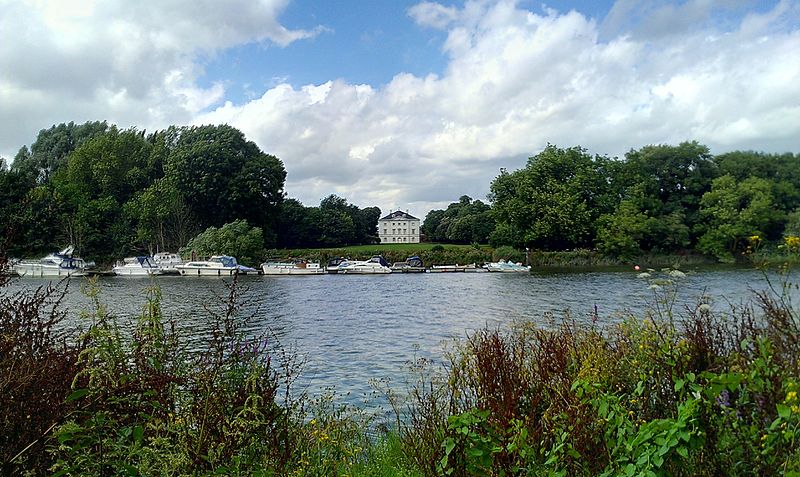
[{"left": 1, "top": 0, "right": 798, "bottom": 219}]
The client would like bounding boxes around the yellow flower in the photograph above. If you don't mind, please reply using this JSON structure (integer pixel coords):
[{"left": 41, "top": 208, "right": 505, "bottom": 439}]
[{"left": 787, "top": 391, "right": 798, "bottom": 402}]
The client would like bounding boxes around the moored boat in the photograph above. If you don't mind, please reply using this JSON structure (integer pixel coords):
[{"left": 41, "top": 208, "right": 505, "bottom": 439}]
[
  {"left": 338, "top": 256, "right": 392, "bottom": 274},
  {"left": 153, "top": 252, "right": 183, "bottom": 274},
  {"left": 175, "top": 255, "right": 257, "bottom": 276},
  {"left": 325, "top": 257, "right": 351, "bottom": 274},
  {"left": 484, "top": 260, "right": 530, "bottom": 273},
  {"left": 13, "top": 246, "right": 89, "bottom": 278},
  {"left": 112, "top": 256, "right": 163, "bottom": 276},
  {"left": 429, "top": 263, "right": 487, "bottom": 273},
  {"left": 390, "top": 256, "right": 426, "bottom": 273},
  {"left": 261, "top": 259, "right": 324, "bottom": 275}
]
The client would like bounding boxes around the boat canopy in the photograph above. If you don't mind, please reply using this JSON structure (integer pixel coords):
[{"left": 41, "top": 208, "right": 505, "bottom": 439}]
[
  {"left": 406, "top": 256, "right": 424, "bottom": 268},
  {"left": 368, "top": 255, "right": 390, "bottom": 267},
  {"left": 211, "top": 256, "right": 238, "bottom": 267},
  {"left": 327, "top": 257, "right": 349, "bottom": 267}
]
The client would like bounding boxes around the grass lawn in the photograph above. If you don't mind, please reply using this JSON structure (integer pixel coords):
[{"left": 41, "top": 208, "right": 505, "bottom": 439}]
[{"left": 332, "top": 243, "right": 482, "bottom": 252}]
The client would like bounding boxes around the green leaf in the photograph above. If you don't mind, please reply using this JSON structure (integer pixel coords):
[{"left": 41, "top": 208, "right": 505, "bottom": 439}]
[
  {"left": 676, "top": 447, "right": 689, "bottom": 459},
  {"left": 66, "top": 388, "right": 90, "bottom": 402},
  {"left": 777, "top": 403, "right": 791, "bottom": 419}
]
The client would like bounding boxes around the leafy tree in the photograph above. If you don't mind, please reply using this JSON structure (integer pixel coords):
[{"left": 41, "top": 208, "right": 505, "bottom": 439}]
[
  {"left": 11, "top": 121, "right": 109, "bottom": 182},
  {"left": 622, "top": 141, "right": 718, "bottom": 242},
  {"left": 597, "top": 184, "right": 690, "bottom": 260},
  {"left": 786, "top": 209, "right": 800, "bottom": 237},
  {"left": 164, "top": 125, "right": 286, "bottom": 236},
  {"left": 181, "top": 220, "right": 266, "bottom": 267},
  {"left": 697, "top": 175, "right": 779, "bottom": 261},
  {"left": 275, "top": 198, "right": 323, "bottom": 248},
  {"left": 490, "top": 145, "right": 615, "bottom": 250},
  {"left": 422, "top": 196, "right": 494, "bottom": 244}
]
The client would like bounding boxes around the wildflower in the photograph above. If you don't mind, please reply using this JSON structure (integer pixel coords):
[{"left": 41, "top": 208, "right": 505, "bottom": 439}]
[{"left": 786, "top": 391, "right": 797, "bottom": 402}]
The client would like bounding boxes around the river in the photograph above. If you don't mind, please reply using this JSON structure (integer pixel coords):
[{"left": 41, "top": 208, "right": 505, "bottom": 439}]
[{"left": 5, "top": 267, "right": 792, "bottom": 409}]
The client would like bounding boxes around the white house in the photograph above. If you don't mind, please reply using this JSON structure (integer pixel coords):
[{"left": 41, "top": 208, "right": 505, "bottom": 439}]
[{"left": 379, "top": 210, "right": 420, "bottom": 244}]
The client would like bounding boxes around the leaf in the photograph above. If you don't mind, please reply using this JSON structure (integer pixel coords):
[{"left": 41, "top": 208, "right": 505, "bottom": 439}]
[
  {"left": 676, "top": 447, "right": 688, "bottom": 459},
  {"left": 444, "top": 438, "right": 456, "bottom": 455},
  {"left": 66, "top": 388, "right": 90, "bottom": 402},
  {"left": 777, "top": 403, "right": 791, "bottom": 419}
]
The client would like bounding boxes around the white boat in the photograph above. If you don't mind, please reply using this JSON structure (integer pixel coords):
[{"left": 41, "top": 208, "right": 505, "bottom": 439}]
[
  {"left": 429, "top": 263, "right": 487, "bottom": 273},
  {"left": 338, "top": 256, "right": 392, "bottom": 274},
  {"left": 485, "top": 260, "right": 530, "bottom": 273},
  {"left": 261, "top": 259, "right": 324, "bottom": 275},
  {"left": 325, "top": 257, "right": 351, "bottom": 274},
  {"left": 153, "top": 252, "right": 183, "bottom": 273},
  {"left": 112, "top": 256, "right": 163, "bottom": 276},
  {"left": 175, "top": 255, "right": 257, "bottom": 276},
  {"left": 13, "top": 246, "right": 89, "bottom": 278}
]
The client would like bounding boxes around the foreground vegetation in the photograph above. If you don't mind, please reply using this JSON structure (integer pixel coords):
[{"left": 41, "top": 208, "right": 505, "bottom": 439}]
[{"left": 2, "top": 255, "right": 799, "bottom": 475}]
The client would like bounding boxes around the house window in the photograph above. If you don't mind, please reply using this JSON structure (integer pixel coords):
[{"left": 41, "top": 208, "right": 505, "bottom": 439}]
[{"left": 412, "top": 229, "right": 416, "bottom": 235}]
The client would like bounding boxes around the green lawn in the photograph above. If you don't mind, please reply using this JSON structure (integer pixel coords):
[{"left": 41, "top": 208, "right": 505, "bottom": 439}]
[{"left": 333, "top": 243, "right": 481, "bottom": 252}]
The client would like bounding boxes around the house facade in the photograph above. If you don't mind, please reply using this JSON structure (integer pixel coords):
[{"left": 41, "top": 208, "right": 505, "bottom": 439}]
[{"left": 378, "top": 210, "right": 420, "bottom": 244}]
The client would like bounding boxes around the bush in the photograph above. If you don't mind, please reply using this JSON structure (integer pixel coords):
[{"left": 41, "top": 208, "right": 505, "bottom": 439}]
[{"left": 492, "top": 245, "right": 525, "bottom": 264}]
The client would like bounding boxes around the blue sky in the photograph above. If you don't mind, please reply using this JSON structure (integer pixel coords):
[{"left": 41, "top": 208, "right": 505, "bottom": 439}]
[
  {"left": 1, "top": 0, "right": 798, "bottom": 217},
  {"left": 199, "top": 0, "right": 618, "bottom": 102}
]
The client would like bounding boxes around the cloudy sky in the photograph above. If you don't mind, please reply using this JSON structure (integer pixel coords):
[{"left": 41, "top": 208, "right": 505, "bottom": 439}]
[{"left": 1, "top": 0, "right": 798, "bottom": 218}]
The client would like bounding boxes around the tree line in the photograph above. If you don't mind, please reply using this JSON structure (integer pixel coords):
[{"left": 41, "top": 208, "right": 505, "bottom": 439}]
[
  {"left": 425, "top": 142, "right": 800, "bottom": 261},
  {"left": 0, "top": 121, "right": 380, "bottom": 263}
]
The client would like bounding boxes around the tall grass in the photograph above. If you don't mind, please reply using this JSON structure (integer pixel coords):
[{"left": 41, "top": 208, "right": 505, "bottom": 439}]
[{"left": 2, "top": 248, "right": 799, "bottom": 475}]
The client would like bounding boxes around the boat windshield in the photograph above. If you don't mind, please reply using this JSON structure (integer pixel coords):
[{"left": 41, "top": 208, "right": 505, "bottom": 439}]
[{"left": 211, "top": 256, "right": 238, "bottom": 267}]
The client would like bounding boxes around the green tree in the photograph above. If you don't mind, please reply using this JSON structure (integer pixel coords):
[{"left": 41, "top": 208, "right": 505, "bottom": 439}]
[
  {"left": 164, "top": 125, "right": 286, "bottom": 235},
  {"left": 11, "top": 121, "right": 109, "bottom": 182},
  {"left": 622, "top": 141, "right": 718, "bottom": 244},
  {"left": 181, "top": 220, "right": 266, "bottom": 267},
  {"left": 490, "top": 145, "right": 615, "bottom": 250},
  {"left": 697, "top": 175, "right": 779, "bottom": 261}
]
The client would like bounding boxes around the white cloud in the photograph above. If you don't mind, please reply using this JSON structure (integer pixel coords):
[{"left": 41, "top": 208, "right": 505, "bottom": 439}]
[
  {"left": 196, "top": 1, "right": 799, "bottom": 217},
  {"left": 1, "top": 0, "right": 798, "bottom": 220},
  {"left": 0, "top": 0, "right": 321, "bottom": 159}
]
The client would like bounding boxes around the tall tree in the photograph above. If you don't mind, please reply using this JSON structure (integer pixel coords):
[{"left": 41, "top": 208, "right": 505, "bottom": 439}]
[
  {"left": 696, "top": 175, "right": 780, "bottom": 261},
  {"left": 490, "top": 145, "right": 615, "bottom": 250},
  {"left": 164, "top": 125, "right": 286, "bottom": 240}
]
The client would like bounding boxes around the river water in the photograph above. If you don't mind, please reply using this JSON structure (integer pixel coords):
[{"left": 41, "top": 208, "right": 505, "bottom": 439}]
[{"left": 5, "top": 267, "right": 792, "bottom": 408}]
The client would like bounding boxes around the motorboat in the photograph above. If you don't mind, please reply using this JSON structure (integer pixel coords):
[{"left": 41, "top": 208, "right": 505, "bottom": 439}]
[
  {"left": 153, "top": 252, "right": 183, "bottom": 273},
  {"left": 112, "top": 256, "right": 163, "bottom": 276},
  {"left": 261, "top": 259, "right": 324, "bottom": 275},
  {"left": 325, "top": 257, "right": 351, "bottom": 274},
  {"left": 13, "top": 246, "right": 89, "bottom": 278},
  {"left": 338, "top": 255, "right": 392, "bottom": 274},
  {"left": 175, "top": 255, "right": 257, "bottom": 276},
  {"left": 429, "top": 263, "right": 487, "bottom": 273},
  {"left": 484, "top": 260, "right": 531, "bottom": 273},
  {"left": 390, "top": 256, "right": 426, "bottom": 273}
]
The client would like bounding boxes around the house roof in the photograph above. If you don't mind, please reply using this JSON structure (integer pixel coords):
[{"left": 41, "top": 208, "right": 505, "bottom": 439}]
[{"left": 380, "top": 210, "right": 419, "bottom": 221}]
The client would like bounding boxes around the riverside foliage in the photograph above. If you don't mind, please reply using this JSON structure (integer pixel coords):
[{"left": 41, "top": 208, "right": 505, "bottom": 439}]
[
  {"left": 2, "top": 250, "right": 800, "bottom": 475},
  {"left": 2, "top": 121, "right": 799, "bottom": 266}
]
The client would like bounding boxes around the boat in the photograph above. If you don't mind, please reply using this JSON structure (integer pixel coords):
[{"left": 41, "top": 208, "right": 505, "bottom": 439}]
[
  {"left": 13, "top": 246, "right": 89, "bottom": 278},
  {"left": 175, "top": 255, "right": 257, "bottom": 276},
  {"left": 484, "top": 260, "right": 531, "bottom": 273},
  {"left": 261, "top": 259, "right": 324, "bottom": 275},
  {"left": 325, "top": 257, "right": 351, "bottom": 274},
  {"left": 112, "top": 256, "right": 163, "bottom": 276},
  {"left": 428, "top": 263, "right": 487, "bottom": 273},
  {"left": 153, "top": 252, "right": 183, "bottom": 273},
  {"left": 338, "top": 256, "right": 392, "bottom": 274},
  {"left": 390, "top": 256, "right": 426, "bottom": 273}
]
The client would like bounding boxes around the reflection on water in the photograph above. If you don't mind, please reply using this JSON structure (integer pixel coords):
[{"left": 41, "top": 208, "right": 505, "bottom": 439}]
[{"left": 5, "top": 267, "right": 786, "bottom": 406}]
